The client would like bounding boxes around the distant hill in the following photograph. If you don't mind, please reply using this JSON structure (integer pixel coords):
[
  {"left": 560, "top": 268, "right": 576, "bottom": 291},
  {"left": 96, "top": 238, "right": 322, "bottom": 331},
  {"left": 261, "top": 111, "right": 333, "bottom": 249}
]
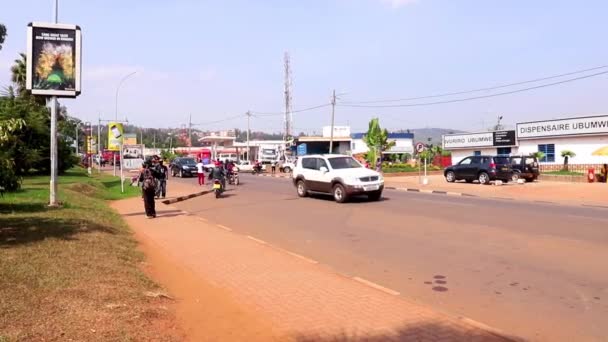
[{"left": 395, "top": 128, "right": 468, "bottom": 145}]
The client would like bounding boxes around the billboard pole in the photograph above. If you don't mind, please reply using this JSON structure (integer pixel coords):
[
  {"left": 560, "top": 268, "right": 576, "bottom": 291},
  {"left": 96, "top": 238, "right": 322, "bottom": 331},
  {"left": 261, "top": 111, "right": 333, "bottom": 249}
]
[{"left": 49, "top": 0, "right": 59, "bottom": 206}]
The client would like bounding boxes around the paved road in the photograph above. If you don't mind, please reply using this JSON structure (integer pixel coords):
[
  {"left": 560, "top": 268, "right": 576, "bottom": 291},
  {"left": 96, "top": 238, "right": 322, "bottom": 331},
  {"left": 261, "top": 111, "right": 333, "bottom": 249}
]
[{"left": 169, "top": 174, "right": 608, "bottom": 341}]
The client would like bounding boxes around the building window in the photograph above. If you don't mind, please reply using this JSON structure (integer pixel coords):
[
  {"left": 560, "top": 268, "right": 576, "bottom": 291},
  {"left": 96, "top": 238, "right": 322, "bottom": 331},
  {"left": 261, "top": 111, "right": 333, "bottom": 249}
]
[
  {"left": 497, "top": 147, "right": 511, "bottom": 155},
  {"left": 473, "top": 151, "right": 481, "bottom": 156},
  {"left": 537, "top": 144, "right": 555, "bottom": 163}
]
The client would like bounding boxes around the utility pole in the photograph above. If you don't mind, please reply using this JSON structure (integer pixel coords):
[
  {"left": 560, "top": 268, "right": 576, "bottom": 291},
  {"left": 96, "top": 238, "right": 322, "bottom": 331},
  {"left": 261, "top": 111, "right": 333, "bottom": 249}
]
[
  {"left": 188, "top": 114, "right": 192, "bottom": 147},
  {"left": 284, "top": 52, "right": 292, "bottom": 143},
  {"left": 246, "top": 111, "right": 251, "bottom": 161},
  {"left": 49, "top": 0, "right": 59, "bottom": 206},
  {"left": 329, "top": 89, "right": 336, "bottom": 154},
  {"left": 97, "top": 116, "right": 102, "bottom": 173}
]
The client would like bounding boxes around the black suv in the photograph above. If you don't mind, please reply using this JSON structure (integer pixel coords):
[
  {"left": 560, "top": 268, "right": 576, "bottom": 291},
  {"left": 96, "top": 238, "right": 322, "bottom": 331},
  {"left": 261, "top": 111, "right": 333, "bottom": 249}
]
[
  {"left": 444, "top": 155, "right": 513, "bottom": 184},
  {"left": 509, "top": 156, "right": 540, "bottom": 182},
  {"left": 170, "top": 157, "right": 199, "bottom": 178}
]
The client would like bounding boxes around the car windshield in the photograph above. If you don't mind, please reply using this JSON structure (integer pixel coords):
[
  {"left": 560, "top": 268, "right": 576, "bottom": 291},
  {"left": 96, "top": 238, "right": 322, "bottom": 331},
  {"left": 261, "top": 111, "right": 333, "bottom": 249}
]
[
  {"left": 328, "top": 157, "right": 362, "bottom": 169},
  {"left": 181, "top": 158, "right": 196, "bottom": 165}
]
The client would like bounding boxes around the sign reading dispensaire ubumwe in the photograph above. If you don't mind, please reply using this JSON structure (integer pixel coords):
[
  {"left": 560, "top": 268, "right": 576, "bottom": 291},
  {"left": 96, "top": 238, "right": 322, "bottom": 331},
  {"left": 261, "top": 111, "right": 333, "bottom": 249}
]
[
  {"left": 443, "top": 130, "right": 516, "bottom": 149},
  {"left": 517, "top": 115, "right": 608, "bottom": 139}
]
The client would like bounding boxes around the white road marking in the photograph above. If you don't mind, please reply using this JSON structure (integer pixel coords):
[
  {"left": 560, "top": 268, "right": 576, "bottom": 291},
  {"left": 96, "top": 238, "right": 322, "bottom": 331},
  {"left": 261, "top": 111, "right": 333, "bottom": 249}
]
[
  {"left": 197, "top": 217, "right": 208, "bottom": 222},
  {"left": 352, "top": 276, "right": 400, "bottom": 296},
  {"left": 216, "top": 224, "right": 232, "bottom": 232},
  {"left": 284, "top": 250, "right": 319, "bottom": 264},
  {"left": 247, "top": 236, "right": 267, "bottom": 244}
]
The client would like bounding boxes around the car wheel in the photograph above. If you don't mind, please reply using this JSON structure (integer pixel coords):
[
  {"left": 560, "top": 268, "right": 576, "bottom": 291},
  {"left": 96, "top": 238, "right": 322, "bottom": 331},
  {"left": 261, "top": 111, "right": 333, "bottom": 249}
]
[
  {"left": 478, "top": 172, "right": 490, "bottom": 185},
  {"left": 445, "top": 171, "right": 456, "bottom": 183},
  {"left": 333, "top": 183, "right": 348, "bottom": 203},
  {"left": 511, "top": 172, "right": 520, "bottom": 182},
  {"left": 283, "top": 166, "right": 291, "bottom": 173},
  {"left": 368, "top": 190, "right": 382, "bottom": 201},
  {"left": 296, "top": 180, "right": 308, "bottom": 197},
  {"left": 179, "top": 170, "right": 184, "bottom": 178}
]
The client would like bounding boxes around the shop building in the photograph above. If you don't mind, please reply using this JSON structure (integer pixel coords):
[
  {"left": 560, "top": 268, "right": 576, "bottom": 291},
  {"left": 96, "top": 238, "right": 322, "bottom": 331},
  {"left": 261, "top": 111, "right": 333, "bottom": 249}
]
[
  {"left": 516, "top": 115, "right": 608, "bottom": 171},
  {"left": 442, "top": 114, "right": 608, "bottom": 171},
  {"left": 442, "top": 130, "right": 517, "bottom": 164}
]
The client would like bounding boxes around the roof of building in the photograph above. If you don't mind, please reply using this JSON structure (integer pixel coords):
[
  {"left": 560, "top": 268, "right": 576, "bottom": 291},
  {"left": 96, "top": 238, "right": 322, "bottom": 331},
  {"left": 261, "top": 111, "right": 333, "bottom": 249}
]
[
  {"left": 296, "top": 136, "right": 352, "bottom": 142},
  {"left": 351, "top": 132, "right": 414, "bottom": 139}
]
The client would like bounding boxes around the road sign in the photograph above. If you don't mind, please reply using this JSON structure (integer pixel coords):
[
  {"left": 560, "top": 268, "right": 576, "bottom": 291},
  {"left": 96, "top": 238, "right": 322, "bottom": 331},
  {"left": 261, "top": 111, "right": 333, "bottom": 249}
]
[
  {"left": 415, "top": 142, "right": 425, "bottom": 153},
  {"left": 297, "top": 143, "right": 307, "bottom": 156}
]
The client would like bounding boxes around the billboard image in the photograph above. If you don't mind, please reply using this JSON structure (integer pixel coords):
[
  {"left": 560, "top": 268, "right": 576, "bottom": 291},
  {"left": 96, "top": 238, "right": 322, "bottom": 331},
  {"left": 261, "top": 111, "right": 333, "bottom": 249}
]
[
  {"left": 107, "top": 123, "right": 124, "bottom": 151},
  {"left": 122, "top": 144, "right": 145, "bottom": 170},
  {"left": 123, "top": 133, "right": 137, "bottom": 145},
  {"left": 26, "top": 22, "right": 81, "bottom": 97}
]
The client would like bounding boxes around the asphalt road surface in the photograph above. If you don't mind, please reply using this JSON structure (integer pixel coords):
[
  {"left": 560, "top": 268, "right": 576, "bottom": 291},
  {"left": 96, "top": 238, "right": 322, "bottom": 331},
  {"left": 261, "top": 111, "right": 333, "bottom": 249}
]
[{"left": 170, "top": 173, "right": 608, "bottom": 341}]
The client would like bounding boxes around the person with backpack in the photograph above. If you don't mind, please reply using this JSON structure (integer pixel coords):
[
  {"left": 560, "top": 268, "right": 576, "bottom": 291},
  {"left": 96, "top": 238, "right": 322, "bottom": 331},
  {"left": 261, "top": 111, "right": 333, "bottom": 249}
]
[{"left": 141, "top": 164, "right": 157, "bottom": 218}]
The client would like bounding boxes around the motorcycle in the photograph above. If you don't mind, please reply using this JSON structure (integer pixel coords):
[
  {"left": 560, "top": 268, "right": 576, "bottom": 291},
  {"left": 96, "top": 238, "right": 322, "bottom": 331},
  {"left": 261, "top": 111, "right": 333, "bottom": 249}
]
[
  {"left": 229, "top": 170, "right": 239, "bottom": 185},
  {"left": 213, "top": 179, "right": 223, "bottom": 198},
  {"left": 251, "top": 164, "right": 263, "bottom": 175}
]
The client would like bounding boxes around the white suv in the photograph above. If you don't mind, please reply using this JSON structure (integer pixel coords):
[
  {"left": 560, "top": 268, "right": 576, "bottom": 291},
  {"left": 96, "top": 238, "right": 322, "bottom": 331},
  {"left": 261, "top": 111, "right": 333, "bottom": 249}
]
[{"left": 292, "top": 154, "right": 384, "bottom": 203}]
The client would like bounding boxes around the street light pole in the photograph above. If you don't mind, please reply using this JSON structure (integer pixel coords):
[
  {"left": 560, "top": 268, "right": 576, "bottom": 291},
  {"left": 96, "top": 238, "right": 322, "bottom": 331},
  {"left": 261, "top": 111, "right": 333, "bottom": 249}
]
[
  {"left": 115, "top": 71, "right": 137, "bottom": 121},
  {"left": 49, "top": 0, "right": 59, "bottom": 206}
]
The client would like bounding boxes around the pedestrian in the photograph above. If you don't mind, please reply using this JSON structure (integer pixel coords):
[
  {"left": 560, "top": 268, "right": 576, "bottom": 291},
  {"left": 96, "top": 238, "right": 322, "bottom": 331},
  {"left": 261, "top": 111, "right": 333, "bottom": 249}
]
[
  {"left": 196, "top": 158, "right": 205, "bottom": 186},
  {"left": 271, "top": 161, "right": 277, "bottom": 174},
  {"left": 155, "top": 160, "right": 169, "bottom": 198},
  {"left": 601, "top": 163, "right": 608, "bottom": 183},
  {"left": 376, "top": 158, "right": 382, "bottom": 172},
  {"left": 141, "top": 164, "right": 157, "bottom": 218}
]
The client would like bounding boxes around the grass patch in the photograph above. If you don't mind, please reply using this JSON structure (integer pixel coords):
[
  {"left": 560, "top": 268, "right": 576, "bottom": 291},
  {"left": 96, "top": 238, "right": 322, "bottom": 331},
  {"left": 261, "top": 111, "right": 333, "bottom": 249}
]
[
  {"left": 542, "top": 170, "right": 585, "bottom": 176},
  {"left": 0, "top": 168, "right": 178, "bottom": 341}
]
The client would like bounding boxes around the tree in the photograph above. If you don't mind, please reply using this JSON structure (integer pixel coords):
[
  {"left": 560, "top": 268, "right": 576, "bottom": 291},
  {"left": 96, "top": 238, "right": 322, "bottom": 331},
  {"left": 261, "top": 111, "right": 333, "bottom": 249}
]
[
  {"left": 11, "top": 53, "right": 27, "bottom": 96},
  {"left": 362, "top": 118, "right": 396, "bottom": 164},
  {"left": 0, "top": 23, "right": 6, "bottom": 51},
  {"left": 0, "top": 118, "right": 26, "bottom": 192},
  {"left": 561, "top": 150, "right": 576, "bottom": 171}
]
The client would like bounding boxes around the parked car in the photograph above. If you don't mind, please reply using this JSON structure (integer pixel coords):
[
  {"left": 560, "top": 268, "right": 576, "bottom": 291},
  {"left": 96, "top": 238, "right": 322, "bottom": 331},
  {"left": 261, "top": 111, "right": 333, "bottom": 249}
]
[
  {"left": 171, "top": 157, "right": 199, "bottom": 177},
  {"left": 280, "top": 160, "right": 296, "bottom": 173},
  {"left": 444, "top": 155, "right": 513, "bottom": 184},
  {"left": 292, "top": 154, "right": 384, "bottom": 203},
  {"left": 235, "top": 160, "right": 254, "bottom": 172},
  {"left": 509, "top": 156, "right": 540, "bottom": 182}
]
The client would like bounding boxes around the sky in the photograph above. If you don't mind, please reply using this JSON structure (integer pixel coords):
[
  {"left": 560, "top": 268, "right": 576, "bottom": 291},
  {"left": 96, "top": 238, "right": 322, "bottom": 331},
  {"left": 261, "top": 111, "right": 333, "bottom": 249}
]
[{"left": 1, "top": 0, "right": 607, "bottom": 134}]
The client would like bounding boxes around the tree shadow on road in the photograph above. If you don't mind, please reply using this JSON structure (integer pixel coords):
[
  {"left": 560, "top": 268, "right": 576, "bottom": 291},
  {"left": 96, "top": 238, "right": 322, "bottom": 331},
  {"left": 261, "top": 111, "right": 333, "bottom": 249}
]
[
  {"left": 0, "top": 216, "right": 116, "bottom": 248},
  {"left": 294, "top": 321, "right": 521, "bottom": 342}
]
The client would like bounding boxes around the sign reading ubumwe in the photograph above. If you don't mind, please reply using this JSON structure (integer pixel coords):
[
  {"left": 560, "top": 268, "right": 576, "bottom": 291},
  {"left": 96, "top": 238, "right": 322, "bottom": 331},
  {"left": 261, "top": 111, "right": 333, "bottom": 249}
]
[
  {"left": 442, "top": 130, "right": 517, "bottom": 149},
  {"left": 517, "top": 115, "right": 608, "bottom": 139},
  {"left": 26, "top": 22, "right": 81, "bottom": 97},
  {"left": 443, "top": 132, "right": 493, "bottom": 149}
]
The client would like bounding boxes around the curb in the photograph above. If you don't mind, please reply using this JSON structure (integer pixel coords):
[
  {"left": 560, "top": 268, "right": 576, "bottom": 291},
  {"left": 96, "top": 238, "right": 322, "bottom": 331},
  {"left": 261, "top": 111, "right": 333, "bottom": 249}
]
[
  {"left": 256, "top": 174, "right": 291, "bottom": 179},
  {"left": 161, "top": 190, "right": 212, "bottom": 204},
  {"left": 385, "top": 186, "right": 478, "bottom": 198}
]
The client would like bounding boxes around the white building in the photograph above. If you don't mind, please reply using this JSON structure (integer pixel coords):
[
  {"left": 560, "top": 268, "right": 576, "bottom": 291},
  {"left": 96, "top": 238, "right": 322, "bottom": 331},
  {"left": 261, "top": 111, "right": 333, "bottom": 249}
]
[
  {"left": 351, "top": 132, "right": 415, "bottom": 156},
  {"left": 442, "top": 130, "right": 517, "bottom": 164},
  {"left": 442, "top": 114, "right": 608, "bottom": 170},
  {"left": 516, "top": 115, "right": 608, "bottom": 170}
]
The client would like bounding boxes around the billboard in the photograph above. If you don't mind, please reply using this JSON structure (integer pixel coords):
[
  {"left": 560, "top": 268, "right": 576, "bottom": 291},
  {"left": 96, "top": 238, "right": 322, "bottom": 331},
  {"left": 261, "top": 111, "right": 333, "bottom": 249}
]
[
  {"left": 442, "top": 130, "right": 516, "bottom": 149},
  {"left": 26, "top": 22, "right": 81, "bottom": 97},
  {"left": 123, "top": 133, "right": 137, "bottom": 145},
  {"left": 122, "top": 144, "right": 145, "bottom": 169},
  {"left": 107, "top": 122, "right": 124, "bottom": 151},
  {"left": 86, "top": 136, "right": 96, "bottom": 154}
]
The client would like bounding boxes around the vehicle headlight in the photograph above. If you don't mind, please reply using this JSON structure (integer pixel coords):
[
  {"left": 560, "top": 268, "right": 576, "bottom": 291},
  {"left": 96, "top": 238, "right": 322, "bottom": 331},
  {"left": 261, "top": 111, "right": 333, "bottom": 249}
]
[
  {"left": 378, "top": 174, "right": 384, "bottom": 182},
  {"left": 182, "top": 165, "right": 188, "bottom": 169}
]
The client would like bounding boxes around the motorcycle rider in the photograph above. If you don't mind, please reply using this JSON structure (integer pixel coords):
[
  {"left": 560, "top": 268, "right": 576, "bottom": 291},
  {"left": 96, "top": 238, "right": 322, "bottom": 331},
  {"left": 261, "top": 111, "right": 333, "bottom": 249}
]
[
  {"left": 226, "top": 159, "right": 235, "bottom": 184},
  {"left": 208, "top": 160, "right": 226, "bottom": 191},
  {"left": 254, "top": 159, "right": 262, "bottom": 173}
]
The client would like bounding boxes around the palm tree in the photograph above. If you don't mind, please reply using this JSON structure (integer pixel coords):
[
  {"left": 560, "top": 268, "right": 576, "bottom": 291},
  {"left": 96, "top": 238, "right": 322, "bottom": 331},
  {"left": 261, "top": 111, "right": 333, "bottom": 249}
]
[
  {"left": 531, "top": 151, "right": 545, "bottom": 162},
  {"left": 561, "top": 150, "right": 576, "bottom": 171},
  {"left": 10, "top": 53, "right": 27, "bottom": 96}
]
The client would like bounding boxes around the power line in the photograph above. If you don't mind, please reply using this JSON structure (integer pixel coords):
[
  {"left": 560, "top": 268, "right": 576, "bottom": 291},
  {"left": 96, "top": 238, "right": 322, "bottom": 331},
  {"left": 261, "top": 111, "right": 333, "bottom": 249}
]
[
  {"left": 341, "top": 64, "right": 608, "bottom": 104},
  {"left": 192, "top": 113, "right": 245, "bottom": 126},
  {"left": 251, "top": 103, "right": 331, "bottom": 116},
  {"left": 338, "top": 70, "right": 608, "bottom": 108}
]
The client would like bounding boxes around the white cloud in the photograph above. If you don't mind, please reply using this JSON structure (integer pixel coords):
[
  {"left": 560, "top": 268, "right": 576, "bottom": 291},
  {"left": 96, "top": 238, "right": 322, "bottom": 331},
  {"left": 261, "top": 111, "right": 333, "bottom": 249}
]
[
  {"left": 198, "top": 67, "right": 217, "bottom": 82},
  {"left": 380, "top": 0, "right": 418, "bottom": 8}
]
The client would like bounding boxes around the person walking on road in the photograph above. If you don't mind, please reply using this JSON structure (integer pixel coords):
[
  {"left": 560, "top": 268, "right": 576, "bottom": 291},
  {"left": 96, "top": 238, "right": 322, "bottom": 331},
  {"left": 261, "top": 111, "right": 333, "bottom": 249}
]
[
  {"left": 271, "top": 161, "right": 277, "bottom": 174},
  {"left": 155, "top": 160, "right": 169, "bottom": 198},
  {"left": 141, "top": 164, "right": 157, "bottom": 219},
  {"left": 196, "top": 159, "right": 205, "bottom": 186}
]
